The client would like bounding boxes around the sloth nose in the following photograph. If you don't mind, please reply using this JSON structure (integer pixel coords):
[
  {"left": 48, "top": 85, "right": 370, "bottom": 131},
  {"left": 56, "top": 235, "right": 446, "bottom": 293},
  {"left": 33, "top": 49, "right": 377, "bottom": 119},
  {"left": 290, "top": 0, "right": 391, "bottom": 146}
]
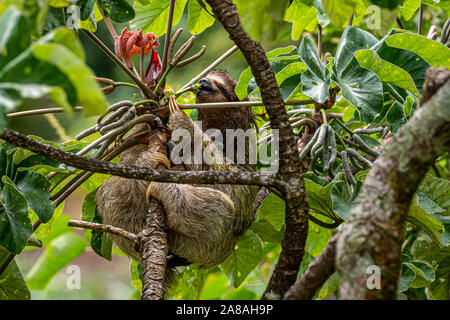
[{"left": 200, "top": 78, "right": 209, "bottom": 88}]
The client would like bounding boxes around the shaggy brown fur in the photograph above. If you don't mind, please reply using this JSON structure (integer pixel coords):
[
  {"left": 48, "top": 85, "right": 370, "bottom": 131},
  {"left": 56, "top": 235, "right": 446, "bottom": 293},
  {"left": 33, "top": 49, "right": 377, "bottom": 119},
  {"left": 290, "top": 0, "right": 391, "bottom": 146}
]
[{"left": 96, "top": 71, "right": 259, "bottom": 270}]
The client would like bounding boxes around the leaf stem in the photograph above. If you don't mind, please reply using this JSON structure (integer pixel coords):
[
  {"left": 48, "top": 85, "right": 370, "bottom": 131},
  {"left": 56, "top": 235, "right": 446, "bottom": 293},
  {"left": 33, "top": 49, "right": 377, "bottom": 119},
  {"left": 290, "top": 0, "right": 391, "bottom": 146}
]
[
  {"left": 179, "top": 45, "right": 239, "bottom": 91},
  {"left": 134, "top": 99, "right": 160, "bottom": 107},
  {"left": 161, "top": 0, "right": 176, "bottom": 79},
  {"left": 335, "top": 118, "right": 353, "bottom": 136},
  {"left": 418, "top": 2, "right": 424, "bottom": 35},
  {"left": 320, "top": 108, "right": 327, "bottom": 124},
  {"left": 154, "top": 65, "right": 172, "bottom": 95}
]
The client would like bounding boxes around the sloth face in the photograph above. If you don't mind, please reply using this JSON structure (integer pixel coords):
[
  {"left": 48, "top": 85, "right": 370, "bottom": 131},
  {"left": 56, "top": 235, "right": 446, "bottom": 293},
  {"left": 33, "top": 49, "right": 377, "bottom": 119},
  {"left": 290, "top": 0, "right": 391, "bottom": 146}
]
[{"left": 196, "top": 71, "right": 237, "bottom": 103}]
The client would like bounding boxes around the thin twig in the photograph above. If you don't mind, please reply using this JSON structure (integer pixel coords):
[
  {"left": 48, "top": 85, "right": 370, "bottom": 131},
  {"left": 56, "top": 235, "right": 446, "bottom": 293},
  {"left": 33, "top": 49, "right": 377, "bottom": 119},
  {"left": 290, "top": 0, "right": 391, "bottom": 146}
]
[
  {"left": 161, "top": 0, "right": 176, "bottom": 77},
  {"left": 318, "top": 24, "right": 322, "bottom": 59},
  {"left": 96, "top": 0, "right": 118, "bottom": 38},
  {"left": 68, "top": 220, "right": 137, "bottom": 242},
  {"left": 7, "top": 107, "right": 83, "bottom": 118},
  {"left": 418, "top": 2, "right": 424, "bottom": 35},
  {"left": 179, "top": 99, "right": 315, "bottom": 109},
  {"left": 179, "top": 45, "right": 239, "bottom": 91}
]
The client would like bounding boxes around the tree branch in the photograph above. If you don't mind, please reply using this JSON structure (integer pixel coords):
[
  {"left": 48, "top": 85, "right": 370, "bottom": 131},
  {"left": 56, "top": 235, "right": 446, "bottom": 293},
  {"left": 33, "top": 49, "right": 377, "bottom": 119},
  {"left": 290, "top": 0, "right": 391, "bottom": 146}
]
[
  {"left": 139, "top": 133, "right": 169, "bottom": 300},
  {"left": 284, "top": 233, "right": 339, "bottom": 300},
  {"left": 206, "top": 0, "right": 310, "bottom": 300},
  {"left": 336, "top": 68, "right": 450, "bottom": 299},
  {"left": 68, "top": 220, "right": 137, "bottom": 242},
  {"left": 178, "top": 99, "right": 315, "bottom": 109},
  {"left": 0, "top": 128, "right": 276, "bottom": 187}
]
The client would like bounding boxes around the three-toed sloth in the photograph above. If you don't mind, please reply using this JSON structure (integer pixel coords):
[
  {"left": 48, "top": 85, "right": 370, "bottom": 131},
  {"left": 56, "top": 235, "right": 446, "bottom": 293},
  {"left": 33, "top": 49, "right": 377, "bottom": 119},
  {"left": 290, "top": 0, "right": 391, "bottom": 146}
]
[{"left": 96, "top": 70, "right": 259, "bottom": 269}]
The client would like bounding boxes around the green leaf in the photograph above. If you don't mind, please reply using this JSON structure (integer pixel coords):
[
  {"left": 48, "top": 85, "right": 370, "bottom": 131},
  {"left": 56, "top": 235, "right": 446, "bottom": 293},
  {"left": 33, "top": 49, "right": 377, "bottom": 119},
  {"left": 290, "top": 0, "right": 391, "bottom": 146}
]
[
  {"left": 0, "top": 176, "right": 31, "bottom": 254},
  {"left": 223, "top": 287, "right": 256, "bottom": 300},
  {"left": 23, "top": 0, "right": 49, "bottom": 37},
  {"left": 250, "top": 62, "right": 306, "bottom": 101},
  {"left": 187, "top": 0, "right": 214, "bottom": 35},
  {"left": 129, "top": 259, "right": 143, "bottom": 292},
  {"left": 305, "top": 178, "right": 339, "bottom": 220},
  {"left": 31, "top": 42, "right": 107, "bottom": 116},
  {"left": 384, "top": 33, "right": 450, "bottom": 69},
  {"left": 335, "top": 27, "right": 379, "bottom": 74},
  {"left": 236, "top": 46, "right": 301, "bottom": 100},
  {"left": 98, "top": 0, "right": 135, "bottom": 23},
  {"left": 0, "top": 246, "right": 30, "bottom": 300},
  {"left": 0, "top": 83, "right": 71, "bottom": 115},
  {"left": 398, "top": 263, "right": 416, "bottom": 293},
  {"left": 199, "top": 272, "right": 229, "bottom": 299},
  {"left": 130, "top": 0, "right": 187, "bottom": 36},
  {"left": 235, "top": 0, "right": 289, "bottom": 41},
  {"left": 399, "top": 0, "right": 421, "bottom": 20},
  {"left": 284, "top": 0, "right": 317, "bottom": 40},
  {"left": 77, "top": 0, "right": 95, "bottom": 20},
  {"left": 333, "top": 27, "right": 383, "bottom": 123},
  {"left": 0, "top": 6, "right": 30, "bottom": 70},
  {"left": 372, "top": 84, "right": 408, "bottom": 132},
  {"left": 373, "top": 30, "right": 430, "bottom": 93},
  {"left": 15, "top": 171, "right": 54, "bottom": 223},
  {"left": 369, "top": 0, "right": 401, "bottom": 9},
  {"left": 235, "top": 46, "right": 298, "bottom": 99},
  {"left": 220, "top": 230, "right": 264, "bottom": 288},
  {"left": 405, "top": 260, "right": 435, "bottom": 288},
  {"left": 298, "top": 35, "right": 331, "bottom": 103},
  {"left": 335, "top": 56, "right": 384, "bottom": 124},
  {"left": 305, "top": 223, "right": 332, "bottom": 258},
  {"left": 26, "top": 232, "right": 86, "bottom": 290},
  {"left": 355, "top": 49, "right": 419, "bottom": 97},
  {"left": 172, "top": 265, "right": 209, "bottom": 300},
  {"left": 419, "top": 175, "right": 450, "bottom": 216},
  {"left": 49, "top": 0, "right": 71, "bottom": 6},
  {"left": 322, "top": 0, "right": 357, "bottom": 28},
  {"left": 81, "top": 188, "right": 112, "bottom": 260},
  {"left": 317, "top": 272, "right": 339, "bottom": 299},
  {"left": 330, "top": 175, "right": 362, "bottom": 220},
  {"left": 407, "top": 192, "right": 445, "bottom": 247},
  {"left": 47, "top": 27, "right": 85, "bottom": 60},
  {"left": 256, "top": 193, "right": 285, "bottom": 231},
  {"left": 249, "top": 220, "right": 283, "bottom": 243}
]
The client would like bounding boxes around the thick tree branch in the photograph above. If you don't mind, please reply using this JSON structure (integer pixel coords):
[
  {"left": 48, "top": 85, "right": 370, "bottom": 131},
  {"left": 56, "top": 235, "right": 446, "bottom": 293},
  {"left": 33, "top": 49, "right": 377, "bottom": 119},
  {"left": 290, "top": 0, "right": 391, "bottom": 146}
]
[
  {"left": 284, "top": 233, "right": 339, "bottom": 300},
  {"left": 336, "top": 68, "right": 450, "bottom": 299},
  {"left": 206, "top": 0, "right": 310, "bottom": 299},
  {"left": 0, "top": 128, "right": 276, "bottom": 187},
  {"left": 140, "top": 133, "right": 169, "bottom": 300}
]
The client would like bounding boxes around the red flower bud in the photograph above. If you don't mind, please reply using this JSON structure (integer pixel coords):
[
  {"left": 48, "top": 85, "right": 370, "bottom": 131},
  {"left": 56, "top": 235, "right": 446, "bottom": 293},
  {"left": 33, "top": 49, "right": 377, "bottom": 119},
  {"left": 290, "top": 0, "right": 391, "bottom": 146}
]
[
  {"left": 145, "top": 49, "right": 162, "bottom": 85},
  {"left": 114, "top": 28, "right": 160, "bottom": 69}
]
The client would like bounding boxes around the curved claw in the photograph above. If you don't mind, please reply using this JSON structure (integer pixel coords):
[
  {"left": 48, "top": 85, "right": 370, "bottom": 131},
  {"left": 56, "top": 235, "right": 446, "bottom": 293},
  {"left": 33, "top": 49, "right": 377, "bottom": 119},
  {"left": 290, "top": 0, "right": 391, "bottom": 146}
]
[{"left": 168, "top": 95, "right": 182, "bottom": 114}]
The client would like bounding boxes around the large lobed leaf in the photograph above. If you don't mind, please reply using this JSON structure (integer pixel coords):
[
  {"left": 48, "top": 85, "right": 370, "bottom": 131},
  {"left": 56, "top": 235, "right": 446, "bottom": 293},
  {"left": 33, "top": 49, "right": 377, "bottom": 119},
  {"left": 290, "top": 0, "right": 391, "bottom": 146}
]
[
  {"left": 130, "top": 0, "right": 187, "bottom": 36},
  {"left": 298, "top": 35, "right": 331, "bottom": 103},
  {"left": 332, "top": 27, "right": 383, "bottom": 124}
]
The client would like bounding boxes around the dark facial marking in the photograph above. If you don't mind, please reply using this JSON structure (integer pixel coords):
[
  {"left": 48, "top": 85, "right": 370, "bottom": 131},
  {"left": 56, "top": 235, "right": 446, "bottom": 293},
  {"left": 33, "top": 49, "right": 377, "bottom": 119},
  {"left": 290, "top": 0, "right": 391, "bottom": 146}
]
[{"left": 215, "top": 82, "right": 234, "bottom": 102}]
